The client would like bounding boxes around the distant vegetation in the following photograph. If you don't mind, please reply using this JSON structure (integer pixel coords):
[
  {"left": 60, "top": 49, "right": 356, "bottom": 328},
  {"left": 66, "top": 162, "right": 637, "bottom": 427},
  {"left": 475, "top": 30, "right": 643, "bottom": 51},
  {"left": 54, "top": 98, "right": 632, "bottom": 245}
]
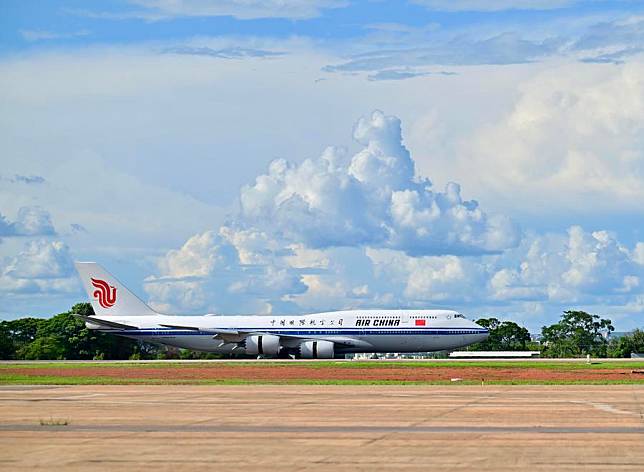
[
  {"left": 468, "top": 318, "right": 532, "bottom": 351},
  {"left": 471, "top": 310, "right": 642, "bottom": 358},
  {"left": 0, "top": 303, "right": 221, "bottom": 361},
  {"left": 0, "top": 304, "right": 642, "bottom": 360}
]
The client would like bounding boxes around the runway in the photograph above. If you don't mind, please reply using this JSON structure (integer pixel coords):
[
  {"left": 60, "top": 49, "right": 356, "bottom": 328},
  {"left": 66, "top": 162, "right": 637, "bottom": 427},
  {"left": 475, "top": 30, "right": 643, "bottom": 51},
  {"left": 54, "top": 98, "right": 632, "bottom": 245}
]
[{"left": 1, "top": 385, "right": 643, "bottom": 471}]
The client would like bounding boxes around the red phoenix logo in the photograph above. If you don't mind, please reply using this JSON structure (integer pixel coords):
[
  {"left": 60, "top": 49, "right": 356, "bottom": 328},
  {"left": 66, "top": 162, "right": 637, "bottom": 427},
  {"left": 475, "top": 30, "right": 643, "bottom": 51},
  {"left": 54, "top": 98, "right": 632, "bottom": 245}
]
[{"left": 91, "top": 278, "right": 117, "bottom": 308}]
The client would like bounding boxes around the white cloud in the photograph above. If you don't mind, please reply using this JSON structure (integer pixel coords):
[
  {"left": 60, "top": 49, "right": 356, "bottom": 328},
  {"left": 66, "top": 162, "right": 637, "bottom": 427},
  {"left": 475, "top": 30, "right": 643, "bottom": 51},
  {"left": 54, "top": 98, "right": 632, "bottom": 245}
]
[
  {"left": 239, "top": 110, "right": 519, "bottom": 256},
  {"left": 157, "top": 231, "right": 238, "bottom": 278},
  {"left": 433, "top": 60, "right": 644, "bottom": 214},
  {"left": 3, "top": 240, "right": 73, "bottom": 279},
  {"left": 133, "top": 0, "right": 346, "bottom": 19},
  {"left": 634, "top": 243, "right": 644, "bottom": 265},
  {"left": 145, "top": 230, "right": 306, "bottom": 313},
  {"left": 75, "top": 0, "right": 347, "bottom": 21},
  {"left": 0, "top": 207, "right": 56, "bottom": 237},
  {"left": 0, "top": 239, "right": 78, "bottom": 298},
  {"left": 2, "top": 39, "right": 642, "bottom": 328},
  {"left": 20, "top": 29, "right": 90, "bottom": 42},
  {"left": 489, "top": 226, "right": 642, "bottom": 303},
  {"left": 412, "top": 0, "right": 576, "bottom": 11},
  {"left": 146, "top": 220, "right": 643, "bottom": 327},
  {"left": 146, "top": 110, "right": 520, "bottom": 313},
  {"left": 142, "top": 110, "right": 641, "bottom": 325},
  {"left": 322, "top": 14, "right": 644, "bottom": 75},
  {"left": 323, "top": 33, "right": 560, "bottom": 72}
]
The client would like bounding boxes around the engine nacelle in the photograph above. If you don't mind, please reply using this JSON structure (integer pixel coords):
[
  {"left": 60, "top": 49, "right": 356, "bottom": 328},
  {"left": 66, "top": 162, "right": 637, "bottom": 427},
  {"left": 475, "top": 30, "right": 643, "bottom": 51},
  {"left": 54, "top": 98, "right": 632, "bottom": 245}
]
[
  {"left": 245, "top": 335, "right": 281, "bottom": 356},
  {"left": 299, "top": 340, "right": 334, "bottom": 359}
]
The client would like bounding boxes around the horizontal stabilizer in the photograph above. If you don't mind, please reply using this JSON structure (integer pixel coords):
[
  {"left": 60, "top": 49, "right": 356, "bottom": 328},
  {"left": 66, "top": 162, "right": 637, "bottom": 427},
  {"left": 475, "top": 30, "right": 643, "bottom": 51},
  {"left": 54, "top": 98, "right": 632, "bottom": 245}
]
[{"left": 73, "top": 314, "right": 138, "bottom": 330}]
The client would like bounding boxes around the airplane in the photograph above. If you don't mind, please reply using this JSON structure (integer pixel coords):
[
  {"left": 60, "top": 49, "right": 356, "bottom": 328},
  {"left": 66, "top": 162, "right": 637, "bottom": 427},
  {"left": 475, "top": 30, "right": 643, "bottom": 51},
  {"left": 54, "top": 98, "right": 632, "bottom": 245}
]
[{"left": 75, "top": 262, "right": 489, "bottom": 358}]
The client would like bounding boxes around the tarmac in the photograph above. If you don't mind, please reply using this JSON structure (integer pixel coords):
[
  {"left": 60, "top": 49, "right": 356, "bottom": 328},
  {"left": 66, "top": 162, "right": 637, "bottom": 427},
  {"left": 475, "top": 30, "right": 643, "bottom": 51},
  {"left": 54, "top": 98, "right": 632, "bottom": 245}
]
[{"left": 0, "top": 385, "right": 642, "bottom": 471}]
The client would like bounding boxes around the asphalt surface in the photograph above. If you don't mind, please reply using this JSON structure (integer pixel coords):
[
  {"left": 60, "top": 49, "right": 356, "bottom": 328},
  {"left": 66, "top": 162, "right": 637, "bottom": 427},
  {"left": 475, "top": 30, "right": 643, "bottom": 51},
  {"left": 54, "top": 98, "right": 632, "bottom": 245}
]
[{"left": 0, "top": 385, "right": 643, "bottom": 471}]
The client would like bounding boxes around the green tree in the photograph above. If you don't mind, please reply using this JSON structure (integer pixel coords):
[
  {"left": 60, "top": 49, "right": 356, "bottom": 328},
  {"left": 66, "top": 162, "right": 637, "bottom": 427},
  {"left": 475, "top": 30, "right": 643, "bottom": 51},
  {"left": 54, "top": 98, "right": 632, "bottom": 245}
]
[
  {"left": 469, "top": 318, "right": 531, "bottom": 351},
  {"left": 541, "top": 310, "right": 614, "bottom": 358},
  {"left": 42, "top": 304, "right": 162, "bottom": 360},
  {"left": 0, "top": 323, "right": 16, "bottom": 359},
  {"left": 608, "top": 329, "right": 644, "bottom": 358},
  {"left": 0, "top": 317, "right": 48, "bottom": 359},
  {"left": 2, "top": 303, "right": 165, "bottom": 360},
  {"left": 17, "top": 336, "right": 65, "bottom": 360},
  {"left": 2, "top": 317, "right": 46, "bottom": 345}
]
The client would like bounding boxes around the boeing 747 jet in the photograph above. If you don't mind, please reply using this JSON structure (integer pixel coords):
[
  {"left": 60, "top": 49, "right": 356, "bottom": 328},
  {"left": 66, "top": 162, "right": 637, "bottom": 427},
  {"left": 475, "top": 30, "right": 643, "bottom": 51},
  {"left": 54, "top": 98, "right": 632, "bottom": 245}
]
[{"left": 75, "top": 262, "right": 489, "bottom": 358}]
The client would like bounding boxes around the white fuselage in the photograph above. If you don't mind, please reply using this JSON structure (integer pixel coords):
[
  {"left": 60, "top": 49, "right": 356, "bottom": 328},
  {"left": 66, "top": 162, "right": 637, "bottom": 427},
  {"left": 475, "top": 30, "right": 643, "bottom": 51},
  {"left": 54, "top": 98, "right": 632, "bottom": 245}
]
[{"left": 89, "top": 309, "right": 488, "bottom": 355}]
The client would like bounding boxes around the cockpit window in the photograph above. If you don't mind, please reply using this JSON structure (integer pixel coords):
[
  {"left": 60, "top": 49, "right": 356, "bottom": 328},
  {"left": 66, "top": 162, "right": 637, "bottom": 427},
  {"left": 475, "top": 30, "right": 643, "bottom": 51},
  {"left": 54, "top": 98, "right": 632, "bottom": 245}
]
[{"left": 454, "top": 313, "right": 466, "bottom": 319}]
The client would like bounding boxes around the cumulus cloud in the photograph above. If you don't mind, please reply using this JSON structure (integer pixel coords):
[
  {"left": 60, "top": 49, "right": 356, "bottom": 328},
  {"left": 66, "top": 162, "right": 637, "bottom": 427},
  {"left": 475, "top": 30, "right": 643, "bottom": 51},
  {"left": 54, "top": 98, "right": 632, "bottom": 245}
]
[
  {"left": 146, "top": 111, "right": 520, "bottom": 313},
  {"left": 3, "top": 240, "right": 73, "bottom": 279},
  {"left": 147, "top": 211, "right": 642, "bottom": 323},
  {"left": 142, "top": 111, "right": 644, "bottom": 323},
  {"left": 290, "top": 226, "right": 643, "bottom": 316},
  {"left": 145, "top": 230, "right": 305, "bottom": 313},
  {"left": 0, "top": 207, "right": 56, "bottom": 237},
  {"left": 238, "top": 110, "right": 519, "bottom": 256},
  {"left": 0, "top": 240, "right": 77, "bottom": 295},
  {"left": 489, "top": 226, "right": 643, "bottom": 305},
  {"left": 456, "top": 60, "right": 644, "bottom": 211}
]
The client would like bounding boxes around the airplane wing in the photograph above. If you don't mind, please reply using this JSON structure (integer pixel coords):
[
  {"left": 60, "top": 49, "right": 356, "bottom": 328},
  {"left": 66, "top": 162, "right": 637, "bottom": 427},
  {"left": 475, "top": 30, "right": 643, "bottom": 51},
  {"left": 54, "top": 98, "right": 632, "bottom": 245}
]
[
  {"left": 159, "top": 325, "right": 246, "bottom": 343},
  {"left": 159, "top": 324, "right": 371, "bottom": 348}
]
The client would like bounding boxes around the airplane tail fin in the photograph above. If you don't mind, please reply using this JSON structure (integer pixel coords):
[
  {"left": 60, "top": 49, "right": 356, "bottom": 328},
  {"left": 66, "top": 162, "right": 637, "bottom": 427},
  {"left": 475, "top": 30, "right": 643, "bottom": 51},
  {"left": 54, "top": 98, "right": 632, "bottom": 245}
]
[{"left": 74, "top": 262, "right": 158, "bottom": 317}]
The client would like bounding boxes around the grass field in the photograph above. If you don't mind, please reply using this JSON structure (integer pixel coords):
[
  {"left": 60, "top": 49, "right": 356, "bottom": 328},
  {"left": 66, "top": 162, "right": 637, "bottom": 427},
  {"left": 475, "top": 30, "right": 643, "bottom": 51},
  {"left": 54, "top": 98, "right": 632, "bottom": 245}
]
[{"left": 1, "top": 360, "right": 643, "bottom": 385}]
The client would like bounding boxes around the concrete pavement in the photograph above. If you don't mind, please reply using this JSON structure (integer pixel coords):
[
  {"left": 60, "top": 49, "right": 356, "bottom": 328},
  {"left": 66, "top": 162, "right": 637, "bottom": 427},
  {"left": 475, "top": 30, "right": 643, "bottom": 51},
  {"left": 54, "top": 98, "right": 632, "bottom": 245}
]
[{"left": 0, "top": 385, "right": 642, "bottom": 470}]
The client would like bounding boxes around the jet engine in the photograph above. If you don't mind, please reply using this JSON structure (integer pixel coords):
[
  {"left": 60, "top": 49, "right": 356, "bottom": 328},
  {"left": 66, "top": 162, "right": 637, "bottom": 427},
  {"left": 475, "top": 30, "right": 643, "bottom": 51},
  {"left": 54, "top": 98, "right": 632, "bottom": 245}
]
[
  {"left": 299, "top": 340, "right": 334, "bottom": 359},
  {"left": 245, "top": 334, "right": 281, "bottom": 356}
]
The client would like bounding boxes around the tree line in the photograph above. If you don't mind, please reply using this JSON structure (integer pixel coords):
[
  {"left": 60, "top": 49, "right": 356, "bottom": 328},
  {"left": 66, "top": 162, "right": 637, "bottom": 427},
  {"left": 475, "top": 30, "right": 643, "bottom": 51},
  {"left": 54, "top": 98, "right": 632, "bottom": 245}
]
[
  {"left": 0, "top": 303, "right": 221, "bottom": 360},
  {"left": 0, "top": 304, "right": 642, "bottom": 359},
  {"left": 470, "top": 311, "right": 643, "bottom": 358}
]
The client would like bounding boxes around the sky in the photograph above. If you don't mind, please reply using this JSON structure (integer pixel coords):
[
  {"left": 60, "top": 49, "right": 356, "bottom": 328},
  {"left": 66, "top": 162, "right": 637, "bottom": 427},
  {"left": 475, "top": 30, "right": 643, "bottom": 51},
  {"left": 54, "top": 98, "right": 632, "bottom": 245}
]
[{"left": 1, "top": 0, "right": 643, "bottom": 332}]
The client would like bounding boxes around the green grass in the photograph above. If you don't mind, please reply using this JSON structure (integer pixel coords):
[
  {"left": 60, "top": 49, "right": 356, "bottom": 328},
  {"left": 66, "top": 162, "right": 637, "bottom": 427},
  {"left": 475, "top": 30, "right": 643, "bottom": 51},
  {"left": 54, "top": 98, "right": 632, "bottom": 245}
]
[
  {"left": 305, "top": 360, "right": 644, "bottom": 370},
  {"left": 2, "top": 359, "right": 643, "bottom": 386},
  {"left": 1, "top": 373, "right": 643, "bottom": 386},
  {"left": 39, "top": 417, "right": 69, "bottom": 426}
]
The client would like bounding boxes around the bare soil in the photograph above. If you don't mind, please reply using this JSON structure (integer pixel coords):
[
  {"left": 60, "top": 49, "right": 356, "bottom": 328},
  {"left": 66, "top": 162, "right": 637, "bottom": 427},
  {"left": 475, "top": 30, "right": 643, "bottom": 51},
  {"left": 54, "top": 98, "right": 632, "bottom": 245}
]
[{"left": 9, "top": 365, "right": 643, "bottom": 382}]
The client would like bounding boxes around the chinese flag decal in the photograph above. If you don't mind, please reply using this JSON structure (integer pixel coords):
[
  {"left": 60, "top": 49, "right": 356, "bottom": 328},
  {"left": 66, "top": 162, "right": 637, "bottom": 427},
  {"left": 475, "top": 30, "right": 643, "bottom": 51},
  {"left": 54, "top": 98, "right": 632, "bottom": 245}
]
[{"left": 415, "top": 319, "right": 426, "bottom": 326}]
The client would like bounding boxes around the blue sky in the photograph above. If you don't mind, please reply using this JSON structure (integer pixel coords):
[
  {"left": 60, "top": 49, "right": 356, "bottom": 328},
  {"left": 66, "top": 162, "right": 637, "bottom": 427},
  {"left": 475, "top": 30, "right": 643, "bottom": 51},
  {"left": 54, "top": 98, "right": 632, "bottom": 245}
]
[{"left": 1, "top": 0, "right": 643, "bottom": 331}]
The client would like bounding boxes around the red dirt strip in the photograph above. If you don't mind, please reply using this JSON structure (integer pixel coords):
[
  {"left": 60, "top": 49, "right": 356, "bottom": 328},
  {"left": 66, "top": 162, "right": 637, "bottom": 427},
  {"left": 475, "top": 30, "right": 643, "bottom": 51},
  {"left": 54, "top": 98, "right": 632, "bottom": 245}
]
[{"left": 8, "top": 365, "right": 642, "bottom": 382}]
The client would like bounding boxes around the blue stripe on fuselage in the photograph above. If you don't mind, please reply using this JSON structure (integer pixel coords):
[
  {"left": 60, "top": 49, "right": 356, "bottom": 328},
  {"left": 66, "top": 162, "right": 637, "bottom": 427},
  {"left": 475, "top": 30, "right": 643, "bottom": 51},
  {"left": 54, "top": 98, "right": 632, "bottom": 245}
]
[{"left": 104, "top": 328, "right": 488, "bottom": 336}]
